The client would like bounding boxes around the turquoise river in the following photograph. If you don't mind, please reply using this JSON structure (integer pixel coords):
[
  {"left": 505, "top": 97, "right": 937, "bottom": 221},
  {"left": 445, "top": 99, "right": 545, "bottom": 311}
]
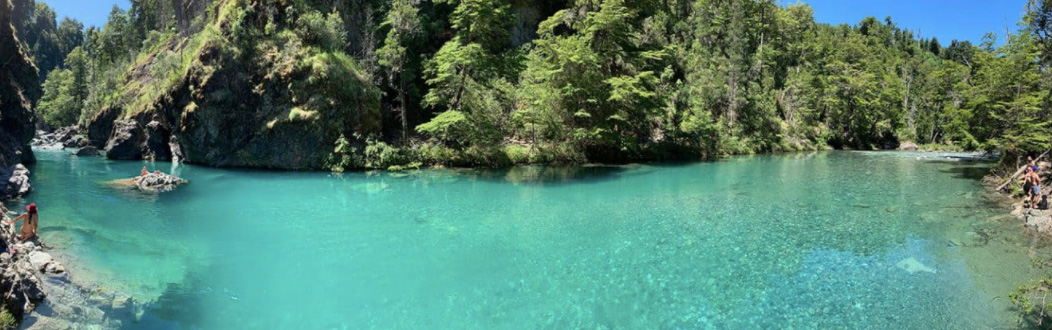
[{"left": 11, "top": 150, "right": 1052, "bottom": 329}]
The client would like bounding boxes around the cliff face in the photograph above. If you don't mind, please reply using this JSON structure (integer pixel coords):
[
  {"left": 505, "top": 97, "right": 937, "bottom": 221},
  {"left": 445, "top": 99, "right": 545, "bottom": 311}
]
[
  {"left": 83, "top": 0, "right": 556, "bottom": 170},
  {"left": 87, "top": 0, "right": 381, "bottom": 170},
  {"left": 0, "top": 0, "right": 38, "bottom": 198}
]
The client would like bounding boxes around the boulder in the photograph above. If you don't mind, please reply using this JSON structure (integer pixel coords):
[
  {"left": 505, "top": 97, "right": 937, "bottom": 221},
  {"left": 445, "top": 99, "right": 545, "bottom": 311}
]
[
  {"left": 28, "top": 252, "right": 53, "bottom": 272},
  {"left": 87, "top": 107, "right": 119, "bottom": 148},
  {"left": 1019, "top": 207, "right": 1052, "bottom": 235},
  {"left": 61, "top": 135, "right": 89, "bottom": 149},
  {"left": 104, "top": 120, "right": 146, "bottom": 160},
  {"left": 143, "top": 120, "right": 171, "bottom": 160},
  {"left": 52, "top": 127, "right": 78, "bottom": 145},
  {"left": 897, "top": 141, "right": 919, "bottom": 151},
  {"left": 0, "top": 164, "right": 32, "bottom": 199},
  {"left": 71, "top": 146, "right": 101, "bottom": 157}
]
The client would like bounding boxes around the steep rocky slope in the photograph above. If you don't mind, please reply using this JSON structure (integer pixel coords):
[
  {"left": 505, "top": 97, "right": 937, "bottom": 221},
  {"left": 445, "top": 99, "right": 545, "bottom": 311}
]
[
  {"left": 86, "top": 0, "right": 381, "bottom": 170},
  {"left": 0, "top": 0, "right": 38, "bottom": 198}
]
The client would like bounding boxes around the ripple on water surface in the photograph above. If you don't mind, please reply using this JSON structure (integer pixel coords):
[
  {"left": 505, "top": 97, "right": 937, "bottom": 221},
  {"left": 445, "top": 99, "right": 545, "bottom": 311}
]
[{"left": 15, "top": 150, "right": 1048, "bottom": 329}]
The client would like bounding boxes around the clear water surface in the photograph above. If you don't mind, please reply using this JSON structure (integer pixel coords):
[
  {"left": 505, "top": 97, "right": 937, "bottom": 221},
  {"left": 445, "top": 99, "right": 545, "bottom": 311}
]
[{"left": 15, "top": 150, "right": 1049, "bottom": 329}]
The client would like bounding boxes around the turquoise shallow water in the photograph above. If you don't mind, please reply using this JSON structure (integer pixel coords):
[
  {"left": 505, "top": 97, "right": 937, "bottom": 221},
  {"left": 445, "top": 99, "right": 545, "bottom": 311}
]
[{"left": 14, "top": 150, "right": 1047, "bottom": 329}]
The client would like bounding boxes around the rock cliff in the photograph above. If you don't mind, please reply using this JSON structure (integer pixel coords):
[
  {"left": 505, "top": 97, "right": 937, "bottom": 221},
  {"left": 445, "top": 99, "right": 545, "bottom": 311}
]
[
  {"left": 87, "top": 0, "right": 382, "bottom": 170},
  {"left": 0, "top": 0, "right": 38, "bottom": 198}
]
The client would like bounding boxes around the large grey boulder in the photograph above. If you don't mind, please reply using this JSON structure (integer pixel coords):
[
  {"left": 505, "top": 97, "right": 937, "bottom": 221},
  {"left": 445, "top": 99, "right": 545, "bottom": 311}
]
[
  {"left": 0, "top": 164, "right": 32, "bottom": 199},
  {"left": 104, "top": 120, "right": 146, "bottom": 160}
]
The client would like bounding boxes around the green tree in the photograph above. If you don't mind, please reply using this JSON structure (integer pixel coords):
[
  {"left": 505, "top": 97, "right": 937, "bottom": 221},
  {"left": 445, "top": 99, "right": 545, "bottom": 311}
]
[
  {"left": 420, "top": 0, "right": 515, "bottom": 146},
  {"left": 377, "top": 0, "right": 422, "bottom": 142}
]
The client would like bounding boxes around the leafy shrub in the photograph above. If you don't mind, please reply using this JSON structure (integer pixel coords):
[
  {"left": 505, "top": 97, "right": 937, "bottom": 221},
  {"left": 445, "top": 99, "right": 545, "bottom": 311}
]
[
  {"left": 364, "top": 140, "right": 413, "bottom": 169},
  {"left": 0, "top": 306, "right": 15, "bottom": 329},
  {"left": 295, "top": 11, "right": 347, "bottom": 52},
  {"left": 327, "top": 134, "right": 364, "bottom": 172},
  {"left": 1011, "top": 259, "right": 1052, "bottom": 327},
  {"left": 416, "top": 110, "right": 471, "bottom": 146}
]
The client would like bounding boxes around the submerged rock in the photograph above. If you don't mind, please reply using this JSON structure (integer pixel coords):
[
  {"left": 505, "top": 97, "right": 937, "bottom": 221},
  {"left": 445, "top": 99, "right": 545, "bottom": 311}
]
[{"left": 895, "top": 257, "right": 936, "bottom": 274}]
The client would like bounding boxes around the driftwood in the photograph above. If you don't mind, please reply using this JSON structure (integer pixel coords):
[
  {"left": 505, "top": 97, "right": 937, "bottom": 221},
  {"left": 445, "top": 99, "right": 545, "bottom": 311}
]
[{"left": 997, "top": 149, "right": 1051, "bottom": 191}]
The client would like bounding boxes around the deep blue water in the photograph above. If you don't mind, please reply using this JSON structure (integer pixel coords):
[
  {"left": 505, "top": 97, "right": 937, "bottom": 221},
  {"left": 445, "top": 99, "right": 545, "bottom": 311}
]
[{"left": 15, "top": 150, "right": 1043, "bottom": 329}]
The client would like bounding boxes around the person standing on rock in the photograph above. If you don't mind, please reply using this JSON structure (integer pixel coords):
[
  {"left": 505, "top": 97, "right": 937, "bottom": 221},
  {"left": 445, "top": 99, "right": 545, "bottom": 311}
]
[
  {"left": 5, "top": 203, "right": 38, "bottom": 242},
  {"left": 1031, "top": 168, "right": 1044, "bottom": 208},
  {"left": 1024, "top": 168, "right": 1036, "bottom": 208}
]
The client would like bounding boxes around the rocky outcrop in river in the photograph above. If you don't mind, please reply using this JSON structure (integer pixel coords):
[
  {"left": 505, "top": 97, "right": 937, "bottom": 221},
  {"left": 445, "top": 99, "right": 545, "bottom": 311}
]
[{"left": 133, "top": 172, "right": 188, "bottom": 192}]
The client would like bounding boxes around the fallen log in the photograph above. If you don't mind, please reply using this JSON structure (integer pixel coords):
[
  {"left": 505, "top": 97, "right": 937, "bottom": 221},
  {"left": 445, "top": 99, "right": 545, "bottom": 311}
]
[{"left": 997, "top": 149, "right": 1051, "bottom": 191}]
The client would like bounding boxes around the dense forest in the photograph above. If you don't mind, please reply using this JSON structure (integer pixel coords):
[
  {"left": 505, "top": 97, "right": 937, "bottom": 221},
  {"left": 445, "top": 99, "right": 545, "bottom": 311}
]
[{"left": 8, "top": 0, "right": 1052, "bottom": 170}]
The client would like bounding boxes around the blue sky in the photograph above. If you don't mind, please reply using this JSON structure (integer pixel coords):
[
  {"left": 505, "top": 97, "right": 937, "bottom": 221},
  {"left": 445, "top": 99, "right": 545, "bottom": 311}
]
[
  {"left": 43, "top": 0, "right": 129, "bottom": 29},
  {"left": 44, "top": 0, "right": 1029, "bottom": 45},
  {"left": 798, "top": 0, "right": 1029, "bottom": 44}
]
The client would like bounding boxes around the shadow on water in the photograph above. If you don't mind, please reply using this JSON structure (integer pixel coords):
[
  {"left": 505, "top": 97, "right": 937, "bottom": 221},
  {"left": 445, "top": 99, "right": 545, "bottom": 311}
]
[
  {"left": 457, "top": 165, "right": 636, "bottom": 185},
  {"left": 136, "top": 275, "right": 209, "bottom": 329},
  {"left": 935, "top": 164, "right": 995, "bottom": 181}
]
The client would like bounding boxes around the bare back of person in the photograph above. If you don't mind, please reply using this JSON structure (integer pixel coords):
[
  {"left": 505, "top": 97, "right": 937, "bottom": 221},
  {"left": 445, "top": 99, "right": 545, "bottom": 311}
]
[{"left": 19, "top": 213, "right": 37, "bottom": 241}]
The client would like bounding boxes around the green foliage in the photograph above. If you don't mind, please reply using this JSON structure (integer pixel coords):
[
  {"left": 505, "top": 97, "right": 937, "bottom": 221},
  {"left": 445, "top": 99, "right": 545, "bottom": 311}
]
[
  {"left": 0, "top": 306, "right": 14, "bottom": 329},
  {"left": 328, "top": 134, "right": 364, "bottom": 172},
  {"left": 38, "top": 65, "right": 81, "bottom": 127},
  {"left": 295, "top": 11, "right": 348, "bottom": 52},
  {"left": 416, "top": 110, "right": 471, "bottom": 145},
  {"left": 364, "top": 139, "right": 413, "bottom": 169},
  {"left": 17, "top": 0, "right": 1052, "bottom": 172},
  {"left": 1010, "top": 258, "right": 1052, "bottom": 327},
  {"left": 378, "top": 0, "right": 423, "bottom": 142}
]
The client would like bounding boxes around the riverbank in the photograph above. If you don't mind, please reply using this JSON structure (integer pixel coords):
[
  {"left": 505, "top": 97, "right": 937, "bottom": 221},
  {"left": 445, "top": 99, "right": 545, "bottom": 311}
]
[{"left": 0, "top": 203, "right": 76, "bottom": 329}]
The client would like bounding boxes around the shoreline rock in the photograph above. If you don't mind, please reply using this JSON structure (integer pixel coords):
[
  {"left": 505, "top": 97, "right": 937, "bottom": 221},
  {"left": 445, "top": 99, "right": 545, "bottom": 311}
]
[
  {"left": 0, "top": 205, "right": 63, "bottom": 325},
  {"left": 0, "top": 165, "right": 32, "bottom": 200},
  {"left": 897, "top": 141, "right": 919, "bottom": 151},
  {"left": 0, "top": 207, "right": 139, "bottom": 330}
]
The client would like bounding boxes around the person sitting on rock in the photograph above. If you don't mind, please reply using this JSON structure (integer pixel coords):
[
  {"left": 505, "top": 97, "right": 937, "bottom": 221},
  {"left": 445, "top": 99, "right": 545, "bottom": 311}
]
[
  {"left": 141, "top": 167, "right": 149, "bottom": 177},
  {"left": 5, "top": 203, "right": 38, "bottom": 242}
]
